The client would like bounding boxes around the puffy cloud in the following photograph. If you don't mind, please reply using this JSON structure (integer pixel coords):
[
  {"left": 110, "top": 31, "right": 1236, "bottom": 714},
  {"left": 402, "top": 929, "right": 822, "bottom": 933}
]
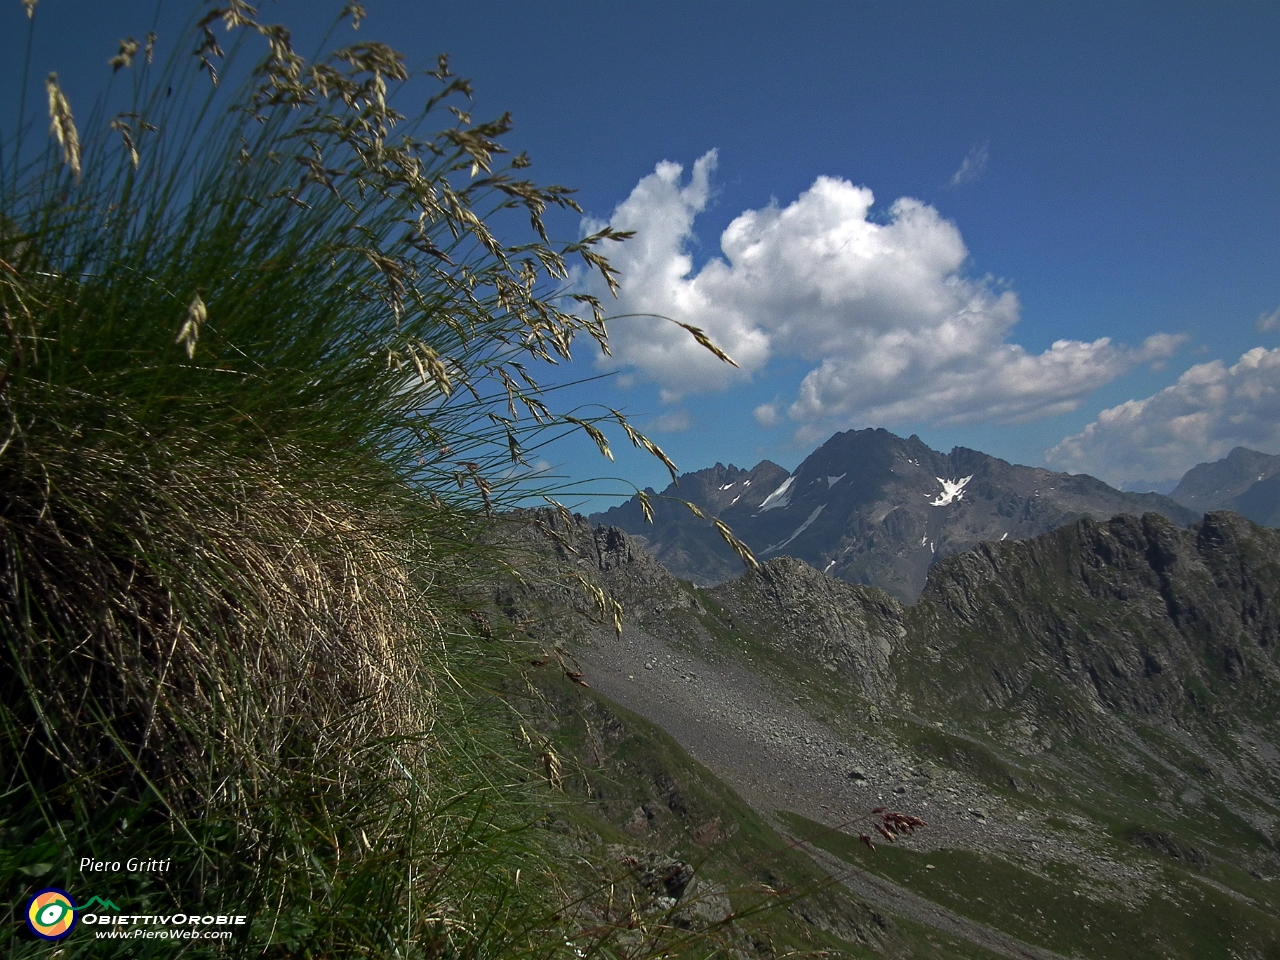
[
  {"left": 788, "top": 332, "right": 1183, "bottom": 428},
  {"left": 948, "top": 141, "right": 989, "bottom": 188},
  {"left": 584, "top": 151, "right": 770, "bottom": 394},
  {"left": 588, "top": 152, "right": 1182, "bottom": 430},
  {"left": 1046, "top": 347, "right": 1280, "bottom": 484}
]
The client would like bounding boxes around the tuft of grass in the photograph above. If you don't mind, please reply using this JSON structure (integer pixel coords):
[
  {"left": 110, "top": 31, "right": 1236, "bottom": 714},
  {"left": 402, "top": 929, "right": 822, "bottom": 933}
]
[{"left": 0, "top": 3, "right": 730, "bottom": 957}]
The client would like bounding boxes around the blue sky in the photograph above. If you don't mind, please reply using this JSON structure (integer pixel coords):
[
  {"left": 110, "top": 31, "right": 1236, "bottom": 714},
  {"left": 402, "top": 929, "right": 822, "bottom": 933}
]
[{"left": 6, "top": 1, "right": 1280, "bottom": 508}]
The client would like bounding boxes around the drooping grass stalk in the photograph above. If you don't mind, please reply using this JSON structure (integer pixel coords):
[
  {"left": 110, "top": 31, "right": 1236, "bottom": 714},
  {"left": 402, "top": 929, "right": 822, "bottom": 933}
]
[{"left": 0, "top": 3, "right": 718, "bottom": 957}]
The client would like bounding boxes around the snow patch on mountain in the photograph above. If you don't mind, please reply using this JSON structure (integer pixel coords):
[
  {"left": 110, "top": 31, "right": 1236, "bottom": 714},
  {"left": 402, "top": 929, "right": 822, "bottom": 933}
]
[
  {"left": 758, "top": 475, "right": 796, "bottom": 512},
  {"left": 763, "top": 504, "right": 826, "bottom": 554},
  {"left": 929, "top": 475, "right": 972, "bottom": 507},
  {"left": 827, "top": 473, "right": 846, "bottom": 488}
]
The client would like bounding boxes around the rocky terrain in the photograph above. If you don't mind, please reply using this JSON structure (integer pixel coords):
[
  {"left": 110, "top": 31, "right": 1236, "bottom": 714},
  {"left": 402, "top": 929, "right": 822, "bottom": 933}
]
[
  {"left": 592, "top": 428, "right": 1198, "bottom": 601},
  {"left": 490, "top": 507, "right": 1280, "bottom": 959},
  {"left": 1172, "top": 446, "right": 1280, "bottom": 527}
]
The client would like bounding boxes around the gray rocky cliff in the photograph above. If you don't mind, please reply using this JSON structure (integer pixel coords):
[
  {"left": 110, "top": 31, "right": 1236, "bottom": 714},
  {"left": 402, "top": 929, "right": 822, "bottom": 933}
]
[
  {"left": 905, "top": 511, "right": 1280, "bottom": 753},
  {"left": 708, "top": 556, "right": 906, "bottom": 701},
  {"left": 1171, "top": 446, "right": 1280, "bottom": 513}
]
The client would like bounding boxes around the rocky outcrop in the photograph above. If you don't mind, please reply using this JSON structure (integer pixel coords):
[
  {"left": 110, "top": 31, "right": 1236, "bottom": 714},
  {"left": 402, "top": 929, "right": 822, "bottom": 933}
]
[
  {"left": 493, "top": 505, "right": 1280, "bottom": 955},
  {"left": 907, "top": 511, "right": 1280, "bottom": 734},
  {"left": 710, "top": 556, "right": 906, "bottom": 700},
  {"left": 1228, "top": 472, "right": 1280, "bottom": 527},
  {"left": 486, "top": 508, "right": 702, "bottom": 646}
]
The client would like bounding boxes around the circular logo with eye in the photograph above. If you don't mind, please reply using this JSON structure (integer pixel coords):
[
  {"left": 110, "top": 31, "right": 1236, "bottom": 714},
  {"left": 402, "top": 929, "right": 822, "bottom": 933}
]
[{"left": 26, "top": 888, "right": 78, "bottom": 940}]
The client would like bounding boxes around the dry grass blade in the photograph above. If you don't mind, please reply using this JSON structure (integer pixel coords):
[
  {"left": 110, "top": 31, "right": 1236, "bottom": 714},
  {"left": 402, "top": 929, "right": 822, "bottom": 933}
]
[
  {"left": 108, "top": 114, "right": 153, "bottom": 169},
  {"left": 44, "top": 73, "right": 80, "bottom": 182},
  {"left": 109, "top": 117, "right": 138, "bottom": 168},
  {"left": 571, "top": 573, "right": 624, "bottom": 636},
  {"left": 565, "top": 416, "right": 613, "bottom": 461},
  {"left": 341, "top": 2, "right": 367, "bottom": 29},
  {"left": 680, "top": 499, "right": 707, "bottom": 520},
  {"left": 405, "top": 340, "right": 452, "bottom": 394},
  {"left": 220, "top": 0, "right": 258, "bottom": 31},
  {"left": 541, "top": 497, "right": 576, "bottom": 536},
  {"left": 613, "top": 409, "right": 678, "bottom": 482}
]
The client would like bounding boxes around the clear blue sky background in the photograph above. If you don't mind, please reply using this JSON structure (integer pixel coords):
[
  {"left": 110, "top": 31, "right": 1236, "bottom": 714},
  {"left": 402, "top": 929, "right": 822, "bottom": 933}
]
[{"left": 5, "top": 1, "right": 1280, "bottom": 509}]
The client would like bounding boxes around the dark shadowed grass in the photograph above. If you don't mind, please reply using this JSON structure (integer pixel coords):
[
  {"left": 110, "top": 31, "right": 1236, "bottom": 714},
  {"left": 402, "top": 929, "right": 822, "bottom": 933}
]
[{"left": 0, "top": 3, "right": 728, "bottom": 956}]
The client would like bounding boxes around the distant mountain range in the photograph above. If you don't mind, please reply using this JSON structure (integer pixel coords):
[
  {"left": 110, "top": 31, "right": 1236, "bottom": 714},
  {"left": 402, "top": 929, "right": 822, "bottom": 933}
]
[
  {"left": 1170, "top": 446, "right": 1280, "bottom": 526},
  {"left": 592, "top": 428, "right": 1200, "bottom": 601}
]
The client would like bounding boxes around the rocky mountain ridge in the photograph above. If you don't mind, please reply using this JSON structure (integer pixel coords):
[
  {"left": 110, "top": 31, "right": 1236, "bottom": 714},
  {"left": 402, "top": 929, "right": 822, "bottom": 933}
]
[
  {"left": 906, "top": 511, "right": 1280, "bottom": 755},
  {"left": 593, "top": 459, "right": 790, "bottom": 587},
  {"left": 593, "top": 427, "right": 1198, "bottom": 601}
]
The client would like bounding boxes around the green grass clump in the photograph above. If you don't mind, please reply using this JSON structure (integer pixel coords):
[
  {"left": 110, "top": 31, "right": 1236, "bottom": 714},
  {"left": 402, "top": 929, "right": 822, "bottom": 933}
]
[{"left": 0, "top": 3, "right": 692, "bottom": 956}]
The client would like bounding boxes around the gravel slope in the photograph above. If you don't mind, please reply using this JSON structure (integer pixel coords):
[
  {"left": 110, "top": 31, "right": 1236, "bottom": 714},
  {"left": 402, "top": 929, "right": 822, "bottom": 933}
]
[{"left": 569, "top": 625, "right": 1144, "bottom": 957}]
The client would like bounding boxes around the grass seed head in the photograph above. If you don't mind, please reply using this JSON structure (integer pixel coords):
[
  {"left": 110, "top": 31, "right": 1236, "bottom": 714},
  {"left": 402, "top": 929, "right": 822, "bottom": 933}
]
[
  {"left": 45, "top": 73, "right": 80, "bottom": 182},
  {"left": 109, "top": 37, "right": 139, "bottom": 72},
  {"left": 176, "top": 293, "right": 207, "bottom": 358}
]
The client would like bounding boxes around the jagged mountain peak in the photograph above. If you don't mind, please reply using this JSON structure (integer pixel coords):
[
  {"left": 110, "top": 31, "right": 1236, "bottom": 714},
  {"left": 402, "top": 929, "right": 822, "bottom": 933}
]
[{"left": 595, "top": 427, "right": 1198, "bottom": 600}]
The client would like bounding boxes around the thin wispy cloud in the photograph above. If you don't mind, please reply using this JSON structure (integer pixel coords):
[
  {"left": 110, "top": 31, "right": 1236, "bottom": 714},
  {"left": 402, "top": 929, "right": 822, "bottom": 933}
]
[
  {"left": 650, "top": 409, "right": 691, "bottom": 433},
  {"left": 1258, "top": 305, "right": 1280, "bottom": 332},
  {"left": 947, "top": 141, "right": 989, "bottom": 188},
  {"left": 753, "top": 403, "right": 781, "bottom": 428}
]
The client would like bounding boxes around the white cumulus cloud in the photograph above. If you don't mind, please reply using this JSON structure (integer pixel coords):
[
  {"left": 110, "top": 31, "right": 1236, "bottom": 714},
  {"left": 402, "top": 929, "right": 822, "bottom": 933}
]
[
  {"left": 584, "top": 151, "right": 771, "bottom": 395},
  {"left": 586, "top": 152, "right": 1183, "bottom": 431},
  {"left": 1046, "top": 347, "right": 1280, "bottom": 485}
]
